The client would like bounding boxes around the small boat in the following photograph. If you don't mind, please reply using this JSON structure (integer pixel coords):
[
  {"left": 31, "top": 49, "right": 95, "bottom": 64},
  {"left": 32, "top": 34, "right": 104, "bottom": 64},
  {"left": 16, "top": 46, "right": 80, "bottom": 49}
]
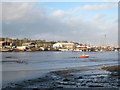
[
  {"left": 79, "top": 46, "right": 89, "bottom": 58},
  {"left": 80, "top": 55, "right": 89, "bottom": 58}
]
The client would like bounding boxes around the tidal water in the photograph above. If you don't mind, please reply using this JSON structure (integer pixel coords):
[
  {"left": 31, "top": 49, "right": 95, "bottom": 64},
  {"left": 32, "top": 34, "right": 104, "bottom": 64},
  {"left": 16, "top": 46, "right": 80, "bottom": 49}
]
[{"left": 1, "top": 51, "right": 118, "bottom": 87}]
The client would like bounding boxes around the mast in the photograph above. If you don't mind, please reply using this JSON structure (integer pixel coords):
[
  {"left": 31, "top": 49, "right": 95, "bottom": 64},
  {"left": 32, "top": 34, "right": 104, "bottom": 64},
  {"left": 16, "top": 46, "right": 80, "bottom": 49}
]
[{"left": 104, "top": 34, "right": 107, "bottom": 48}]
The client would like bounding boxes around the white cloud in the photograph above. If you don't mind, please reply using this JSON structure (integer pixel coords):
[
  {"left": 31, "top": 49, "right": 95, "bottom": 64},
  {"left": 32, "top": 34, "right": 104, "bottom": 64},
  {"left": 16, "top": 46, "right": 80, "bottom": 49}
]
[
  {"left": 52, "top": 10, "right": 65, "bottom": 17},
  {"left": 2, "top": 2, "right": 118, "bottom": 44},
  {"left": 75, "top": 3, "right": 117, "bottom": 11},
  {"left": 83, "top": 3, "right": 117, "bottom": 10},
  {"left": 2, "top": 0, "right": 119, "bottom": 2},
  {"left": 3, "top": 2, "right": 36, "bottom": 20},
  {"left": 93, "top": 14, "right": 105, "bottom": 20},
  {"left": 33, "top": 33, "right": 70, "bottom": 41}
]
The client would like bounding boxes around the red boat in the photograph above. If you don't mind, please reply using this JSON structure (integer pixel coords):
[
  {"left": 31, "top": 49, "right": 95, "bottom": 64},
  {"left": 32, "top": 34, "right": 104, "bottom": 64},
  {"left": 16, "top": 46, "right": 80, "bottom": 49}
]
[{"left": 80, "top": 55, "right": 89, "bottom": 58}]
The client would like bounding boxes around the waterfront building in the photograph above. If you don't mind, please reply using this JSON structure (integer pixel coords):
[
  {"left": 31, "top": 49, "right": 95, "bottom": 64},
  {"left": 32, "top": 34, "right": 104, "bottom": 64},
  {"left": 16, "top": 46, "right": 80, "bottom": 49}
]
[
  {"left": 0, "top": 41, "right": 11, "bottom": 47},
  {"left": 75, "top": 45, "right": 91, "bottom": 51},
  {"left": 16, "top": 46, "right": 28, "bottom": 51},
  {"left": 22, "top": 43, "right": 36, "bottom": 48},
  {"left": 36, "top": 42, "right": 53, "bottom": 48},
  {"left": 53, "top": 42, "right": 75, "bottom": 49}
]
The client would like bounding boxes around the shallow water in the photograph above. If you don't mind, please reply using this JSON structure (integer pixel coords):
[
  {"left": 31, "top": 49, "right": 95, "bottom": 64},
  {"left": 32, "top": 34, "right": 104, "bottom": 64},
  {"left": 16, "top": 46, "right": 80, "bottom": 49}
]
[{"left": 2, "top": 51, "right": 118, "bottom": 87}]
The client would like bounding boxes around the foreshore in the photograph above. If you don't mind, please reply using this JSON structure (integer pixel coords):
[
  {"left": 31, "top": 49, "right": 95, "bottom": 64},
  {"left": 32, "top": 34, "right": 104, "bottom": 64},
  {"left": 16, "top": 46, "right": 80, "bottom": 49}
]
[
  {"left": 3, "top": 65, "right": 120, "bottom": 89},
  {"left": 0, "top": 48, "right": 60, "bottom": 52},
  {"left": 1, "top": 46, "right": 119, "bottom": 52}
]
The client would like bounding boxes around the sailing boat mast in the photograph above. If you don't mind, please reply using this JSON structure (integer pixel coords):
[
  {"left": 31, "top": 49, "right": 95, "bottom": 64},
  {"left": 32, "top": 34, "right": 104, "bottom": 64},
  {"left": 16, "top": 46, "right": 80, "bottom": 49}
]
[{"left": 104, "top": 34, "right": 107, "bottom": 48}]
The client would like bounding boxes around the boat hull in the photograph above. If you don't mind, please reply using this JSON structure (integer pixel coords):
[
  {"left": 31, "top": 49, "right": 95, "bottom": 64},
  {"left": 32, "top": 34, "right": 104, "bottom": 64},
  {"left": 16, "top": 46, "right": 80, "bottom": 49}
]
[{"left": 80, "top": 55, "right": 89, "bottom": 58}]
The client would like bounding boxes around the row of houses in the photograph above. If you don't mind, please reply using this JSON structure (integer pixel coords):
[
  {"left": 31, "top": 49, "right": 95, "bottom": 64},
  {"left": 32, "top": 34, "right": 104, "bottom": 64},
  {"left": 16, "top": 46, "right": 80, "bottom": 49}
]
[
  {"left": 0, "top": 41, "right": 97, "bottom": 52},
  {"left": 0, "top": 38, "right": 119, "bottom": 52},
  {"left": 0, "top": 39, "right": 89, "bottom": 51}
]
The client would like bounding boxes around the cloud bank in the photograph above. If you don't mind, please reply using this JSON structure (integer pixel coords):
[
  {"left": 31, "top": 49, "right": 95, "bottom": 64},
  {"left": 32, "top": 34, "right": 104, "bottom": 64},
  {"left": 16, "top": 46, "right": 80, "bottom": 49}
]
[{"left": 2, "top": 2, "right": 118, "bottom": 45}]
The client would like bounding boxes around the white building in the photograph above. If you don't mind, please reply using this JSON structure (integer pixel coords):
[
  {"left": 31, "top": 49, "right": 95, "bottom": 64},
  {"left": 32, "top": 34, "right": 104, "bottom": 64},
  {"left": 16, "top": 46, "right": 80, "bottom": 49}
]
[
  {"left": 22, "top": 43, "right": 36, "bottom": 48},
  {"left": 53, "top": 42, "right": 75, "bottom": 49},
  {"left": 16, "top": 46, "right": 28, "bottom": 50}
]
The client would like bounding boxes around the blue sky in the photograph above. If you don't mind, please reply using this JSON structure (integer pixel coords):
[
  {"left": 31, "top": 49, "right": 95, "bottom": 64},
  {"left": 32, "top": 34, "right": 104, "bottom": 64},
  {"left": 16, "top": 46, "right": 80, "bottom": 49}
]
[
  {"left": 37, "top": 2, "right": 117, "bottom": 19},
  {"left": 2, "top": 2, "right": 118, "bottom": 45}
]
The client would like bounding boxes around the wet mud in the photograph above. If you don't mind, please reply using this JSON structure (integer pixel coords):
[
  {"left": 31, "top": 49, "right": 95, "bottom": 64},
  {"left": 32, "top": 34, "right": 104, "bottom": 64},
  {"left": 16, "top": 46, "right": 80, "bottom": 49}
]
[{"left": 3, "top": 65, "right": 120, "bottom": 89}]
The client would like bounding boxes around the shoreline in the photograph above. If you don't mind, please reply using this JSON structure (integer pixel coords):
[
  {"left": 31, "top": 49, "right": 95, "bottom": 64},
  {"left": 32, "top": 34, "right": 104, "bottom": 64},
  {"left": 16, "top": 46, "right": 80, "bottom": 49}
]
[
  {"left": 3, "top": 65, "right": 120, "bottom": 89},
  {"left": 1, "top": 48, "right": 118, "bottom": 52}
]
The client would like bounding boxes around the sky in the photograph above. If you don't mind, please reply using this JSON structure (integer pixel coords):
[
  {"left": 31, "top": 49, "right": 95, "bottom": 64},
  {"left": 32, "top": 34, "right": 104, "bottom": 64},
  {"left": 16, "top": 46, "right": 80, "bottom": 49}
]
[{"left": 1, "top": 2, "right": 118, "bottom": 45}]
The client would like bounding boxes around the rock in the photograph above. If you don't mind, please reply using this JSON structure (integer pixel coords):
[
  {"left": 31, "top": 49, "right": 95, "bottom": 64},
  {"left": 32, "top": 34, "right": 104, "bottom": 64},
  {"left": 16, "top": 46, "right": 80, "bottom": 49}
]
[
  {"left": 56, "top": 81, "right": 64, "bottom": 84},
  {"left": 86, "top": 80, "right": 93, "bottom": 83},
  {"left": 32, "top": 88, "right": 39, "bottom": 90},
  {"left": 78, "top": 76, "right": 83, "bottom": 79},
  {"left": 57, "top": 86, "right": 63, "bottom": 88},
  {"left": 76, "top": 83, "right": 81, "bottom": 85},
  {"left": 14, "top": 83, "right": 25, "bottom": 87},
  {"left": 63, "top": 74, "right": 73, "bottom": 77},
  {"left": 62, "top": 82, "right": 69, "bottom": 85},
  {"left": 88, "top": 85, "right": 104, "bottom": 87},
  {"left": 81, "top": 84, "right": 86, "bottom": 86},
  {"left": 45, "top": 75, "right": 48, "bottom": 78},
  {"left": 69, "top": 82, "right": 76, "bottom": 85},
  {"left": 117, "top": 84, "right": 120, "bottom": 87},
  {"left": 75, "top": 76, "right": 83, "bottom": 79},
  {"left": 63, "top": 78, "right": 70, "bottom": 81}
]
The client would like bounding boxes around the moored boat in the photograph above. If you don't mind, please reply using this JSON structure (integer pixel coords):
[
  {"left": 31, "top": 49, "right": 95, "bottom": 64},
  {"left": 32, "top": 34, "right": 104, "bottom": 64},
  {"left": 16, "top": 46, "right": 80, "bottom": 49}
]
[{"left": 80, "top": 55, "right": 89, "bottom": 58}]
